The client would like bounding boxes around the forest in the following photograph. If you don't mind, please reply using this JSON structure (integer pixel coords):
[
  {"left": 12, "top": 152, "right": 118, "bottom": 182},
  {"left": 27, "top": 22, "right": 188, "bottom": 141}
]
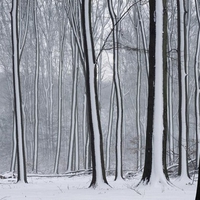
[{"left": 0, "top": 0, "right": 200, "bottom": 199}]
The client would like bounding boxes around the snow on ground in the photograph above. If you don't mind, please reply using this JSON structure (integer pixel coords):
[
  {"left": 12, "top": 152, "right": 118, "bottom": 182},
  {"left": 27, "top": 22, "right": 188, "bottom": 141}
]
[{"left": 0, "top": 174, "right": 196, "bottom": 200}]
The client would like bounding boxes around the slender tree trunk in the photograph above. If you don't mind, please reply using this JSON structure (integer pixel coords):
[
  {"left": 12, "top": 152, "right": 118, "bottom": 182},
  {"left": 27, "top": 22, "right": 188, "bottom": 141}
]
[
  {"left": 167, "top": 26, "right": 174, "bottom": 165},
  {"left": 83, "top": 93, "right": 87, "bottom": 169},
  {"left": 54, "top": 4, "right": 65, "bottom": 173},
  {"left": 135, "top": 22, "right": 142, "bottom": 171},
  {"left": 67, "top": 35, "right": 79, "bottom": 172},
  {"left": 107, "top": 0, "right": 124, "bottom": 181},
  {"left": 10, "top": 113, "right": 17, "bottom": 172},
  {"left": 81, "top": 0, "right": 108, "bottom": 188},
  {"left": 97, "top": 2, "right": 106, "bottom": 114},
  {"left": 75, "top": 109, "right": 79, "bottom": 170},
  {"left": 106, "top": 82, "right": 115, "bottom": 172},
  {"left": 141, "top": 0, "right": 156, "bottom": 183},
  {"left": 136, "top": 2, "right": 149, "bottom": 77},
  {"left": 184, "top": 2, "right": 191, "bottom": 149},
  {"left": 177, "top": 0, "right": 190, "bottom": 180},
  {"left": 33, "top": 0, "right": 39, "bottom": 173},
  {"left": 11, "top": 0, "right": 27, "bottom": 183},
  {"left": 194, "top": 0, "right": 200, "bottom": 169},
  {"left": 162, "top": 0, "right": 169, "bottom": 180}
]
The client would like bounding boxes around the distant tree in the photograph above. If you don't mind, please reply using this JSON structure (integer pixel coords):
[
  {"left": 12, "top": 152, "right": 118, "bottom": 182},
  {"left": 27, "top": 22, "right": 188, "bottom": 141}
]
[
  {"left": 32, "top": 0, "right": 39, "bottom": 173},
  {"left": 11, "top": 0, "right": 27, "bottom": 183}
]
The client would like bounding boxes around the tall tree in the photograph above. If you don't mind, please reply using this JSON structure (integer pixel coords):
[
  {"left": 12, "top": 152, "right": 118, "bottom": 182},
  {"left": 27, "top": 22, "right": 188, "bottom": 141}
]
[
  {"left": 32, "top": 0, "right": 40, "bottom": 173},
  {"left": 54, "top": 0, "right": 66, "bottom": 174},
  {"left": 162, "top": 0, "right": 169, "bottom": 180},
  {"left": 67, "top": 34, "right": 79, "bottom": 172},
  {"left": 81, "top": 0, "right": 108, "bottom": 188},
  {"left": 140, "top": 0, "right": 168, "bottom": 185},
  {"left": 11, "top": 0, "right": 27, "bottom": 183},
  {"left": 135, "top": 15, "right": 142, "bottom": 171},
  {"left": 194, "top": 0, "right": 200, "bottom": 169},
  {"left": 141, "top": 0, "right": 156, "bottom": 183},
  {"left": 177, "top": 0, "right": 190, "bottom": 181},
  {"left": 107, "top": 0, "right": 124, "bottom": 181}
]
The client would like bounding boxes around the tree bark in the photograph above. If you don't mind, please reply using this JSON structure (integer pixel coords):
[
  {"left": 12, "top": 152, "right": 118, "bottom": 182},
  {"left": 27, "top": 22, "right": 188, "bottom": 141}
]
[
  {"left": 33, "top": 0, "right": 39, "bottom": 173},
  {"left": 107, "top": 0, "right": 124, "bottom": 181},
  {"left": 141, "top": 0, "right": 156, "bottom": 183},
  {"left": 54, "top": 2, "right": 65, "bottom": 174},
  {"left": 141, "top": 0, "right": 168, "bottom": 185},
  {"left": 177, "top": 0, "right": 190, "bottom": 180},
  {"left": 11, "top": 0, "right": 27, "bottom": 183},
  {"left": 81, "top": 0, "right": 108, "bottom": 188},
  {"left": 195, "top": 0, "right": 200, "bottom": 169},
  {"left": 162, "top": 0, "right": 169, "bottom": 180}
]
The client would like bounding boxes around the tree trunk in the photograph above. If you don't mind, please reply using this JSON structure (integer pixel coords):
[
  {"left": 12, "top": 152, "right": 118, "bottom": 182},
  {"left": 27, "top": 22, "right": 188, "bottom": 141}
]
[
  {"left": 162, "top": 0, "right": 169, "bottom": 180},
  {"left": 167, "top": 24, "right": 175, "bottom": 165},
  {"left": 141, "top": 0, "right": 168, "bottom": 185},
  {"left": 33, "top": 0, "right": 39, "bottom": 173},
  {"left": 107, "top": 0, "right": 124, "bottom": 181},
  {"left": 194, "top": 0, "right": 200, "bottom": 170},
  {"left": 67, "top": 34, "right": 79, "bottom": 172},
  {"left": 81, "top": 0, "right": 108, "bottom": 188},
  {"left": 135, "top": 18, "right": 142, "bottom": 170},
  {"left": 11, "top": 0, "right": 27, "bottom": 183},
  {"left": 136, "top": 2, "right": 149, "bottom": 77},
  {"left": 106, "top": 82, "right": 115, "bottom": 172},
  {"left": 54, "top": 3, "right": 65, "bottom": 174},
  {"left": 141, "top": 0, "right": 156, "bottom": 183},
  {"left": 177, "top": 0, "right": 190, "bottom": 181},
  {"left": 10, "top": 113, "right": 17, "bottom": 172}
]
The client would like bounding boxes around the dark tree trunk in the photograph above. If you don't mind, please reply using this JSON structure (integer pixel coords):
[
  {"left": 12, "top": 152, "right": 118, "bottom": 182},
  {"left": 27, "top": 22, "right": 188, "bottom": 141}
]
[
  {"left": 162, "top": 0, "right": 169, "bottom": 180},
  {"left": 141, "top": 0, "right": 156, "bottom": 183}
]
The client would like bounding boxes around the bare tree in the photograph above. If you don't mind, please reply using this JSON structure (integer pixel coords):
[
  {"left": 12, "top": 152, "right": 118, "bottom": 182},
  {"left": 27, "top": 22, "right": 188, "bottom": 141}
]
[
  {"left": 107, "top": 0, "right": 124, "bottom": 181},
  {"left": 81, "top": 0, "right": 109, "bottom": 188},
  {"left": 140, "top": 0, "right": 168, "bottom": 186},
  {"left": 54, "top": 0, "right": 66, "bottom": 174},
  {"left": 32, "top": 0, "right": 39, "bottom": 173},
  {"left": 177, "top": 0, "right": 190, "bottom": 181},
  {"left": 194, "top": 0, "right": 200, "bottom": 169},
  {"left": 11, "top": 0, "right": 27, "bottom": 183}
]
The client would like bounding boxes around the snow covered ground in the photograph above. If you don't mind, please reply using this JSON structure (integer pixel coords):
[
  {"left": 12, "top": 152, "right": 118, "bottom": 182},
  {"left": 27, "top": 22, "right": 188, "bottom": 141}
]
[{"left": 0, "top": 173, "right": 196, "bottom": 200}]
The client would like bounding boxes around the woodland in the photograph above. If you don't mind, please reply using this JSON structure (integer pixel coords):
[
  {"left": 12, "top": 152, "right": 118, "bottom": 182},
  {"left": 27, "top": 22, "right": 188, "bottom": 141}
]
[{"left": 0, "top": 0, "right": 200, "bottom": 199}]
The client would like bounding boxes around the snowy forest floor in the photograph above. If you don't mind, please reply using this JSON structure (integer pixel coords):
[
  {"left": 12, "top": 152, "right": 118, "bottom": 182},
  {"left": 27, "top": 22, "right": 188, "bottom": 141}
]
[{"left": 0, "top": 173, "right": 196, "bottom": 200}]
